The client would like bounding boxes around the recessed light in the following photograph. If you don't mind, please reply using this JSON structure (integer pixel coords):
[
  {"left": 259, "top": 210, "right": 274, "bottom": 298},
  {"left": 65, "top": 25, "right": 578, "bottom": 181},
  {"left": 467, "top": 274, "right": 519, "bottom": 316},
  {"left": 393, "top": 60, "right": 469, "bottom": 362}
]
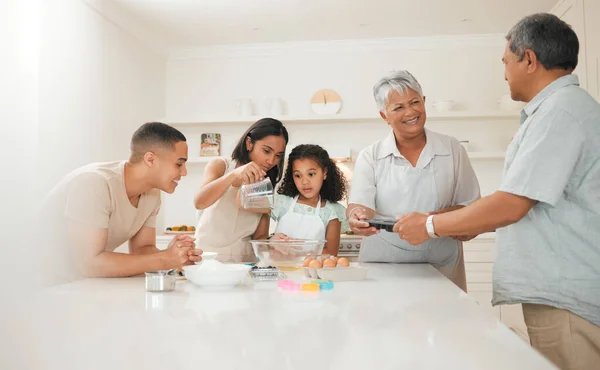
[
  {"left": 252, "top": 27, "right": 263, "bottom": 31},
  {"left": 461, "top": 18, "right": 472, "bottom": 23}
]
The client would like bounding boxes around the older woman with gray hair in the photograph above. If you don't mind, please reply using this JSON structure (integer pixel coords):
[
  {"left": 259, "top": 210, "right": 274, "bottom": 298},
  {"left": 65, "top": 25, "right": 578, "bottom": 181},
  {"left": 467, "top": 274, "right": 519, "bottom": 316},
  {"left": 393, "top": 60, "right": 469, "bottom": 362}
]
[{"left": 347, "top": 70, "right": 480, "bottom": 291}]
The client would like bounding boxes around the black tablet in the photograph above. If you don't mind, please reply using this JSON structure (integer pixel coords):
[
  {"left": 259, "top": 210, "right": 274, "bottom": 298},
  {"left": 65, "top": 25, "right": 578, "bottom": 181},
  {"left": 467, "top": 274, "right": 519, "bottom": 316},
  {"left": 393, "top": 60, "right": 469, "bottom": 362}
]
[{"left": 363, "top": 218, "right": 396, "bottom": 232}]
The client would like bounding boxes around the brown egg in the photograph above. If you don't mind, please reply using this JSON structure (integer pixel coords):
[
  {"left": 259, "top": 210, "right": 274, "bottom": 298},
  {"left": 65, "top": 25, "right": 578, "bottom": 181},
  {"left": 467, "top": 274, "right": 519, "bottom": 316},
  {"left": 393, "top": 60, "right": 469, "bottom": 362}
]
[
  {"left": 323, "top": 259, "right": 337, "bottom": 268},
  {"left": 337, "top": 257, "right": 350, "bottom": 267},
  {"left": 302, "top": 258, "right": 314, "bottom": 267},
  {"left": 308, "top": 260, "right": 323, "bottom": 269}
]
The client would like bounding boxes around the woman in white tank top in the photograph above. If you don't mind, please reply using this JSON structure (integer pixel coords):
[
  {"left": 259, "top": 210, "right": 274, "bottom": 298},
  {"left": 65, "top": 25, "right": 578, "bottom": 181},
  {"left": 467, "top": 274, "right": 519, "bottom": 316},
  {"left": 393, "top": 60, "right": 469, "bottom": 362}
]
[{"left": 193, "top": 118, "right": 288, "bottom": 263}]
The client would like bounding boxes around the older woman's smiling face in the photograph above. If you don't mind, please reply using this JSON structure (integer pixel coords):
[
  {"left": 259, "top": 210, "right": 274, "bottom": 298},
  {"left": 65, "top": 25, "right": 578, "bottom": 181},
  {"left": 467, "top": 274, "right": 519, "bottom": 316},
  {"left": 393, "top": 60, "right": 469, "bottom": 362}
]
[{"left": 380, "top": 88, "right": 427, "bottom": 138}]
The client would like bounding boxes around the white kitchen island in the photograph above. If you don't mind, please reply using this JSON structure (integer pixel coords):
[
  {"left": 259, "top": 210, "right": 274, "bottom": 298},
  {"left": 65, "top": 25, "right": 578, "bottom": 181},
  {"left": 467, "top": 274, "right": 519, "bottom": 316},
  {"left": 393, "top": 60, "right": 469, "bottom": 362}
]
[{"left": 4, "top": 264, "right": 555, "bottom": 370}]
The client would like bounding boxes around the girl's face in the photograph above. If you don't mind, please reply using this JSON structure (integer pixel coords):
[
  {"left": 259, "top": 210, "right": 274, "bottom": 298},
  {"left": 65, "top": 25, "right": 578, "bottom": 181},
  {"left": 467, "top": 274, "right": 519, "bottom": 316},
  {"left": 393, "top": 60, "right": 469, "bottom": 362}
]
[
  {"left": 292, "top": 158, "right": 327, "bottom": 200},
  {"left": 246, "top": 135, "right": 286, "bottom": 172}
]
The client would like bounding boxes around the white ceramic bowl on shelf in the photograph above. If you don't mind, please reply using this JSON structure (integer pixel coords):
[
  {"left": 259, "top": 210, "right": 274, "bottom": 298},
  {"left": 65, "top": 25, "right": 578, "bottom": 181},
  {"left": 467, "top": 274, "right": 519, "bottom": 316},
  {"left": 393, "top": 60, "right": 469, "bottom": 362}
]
[{"left": 432, "top": 100, "right": 455, "bottom": 112}]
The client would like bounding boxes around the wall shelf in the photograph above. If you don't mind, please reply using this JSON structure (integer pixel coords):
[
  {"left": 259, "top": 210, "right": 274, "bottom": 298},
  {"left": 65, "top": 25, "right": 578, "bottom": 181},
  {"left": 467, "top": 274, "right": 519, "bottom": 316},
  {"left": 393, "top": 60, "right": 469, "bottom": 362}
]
[
  {"left": 187, "top": 152, "right": 505, "bottom": 164},
  {"left": 168, "top": 111, "right": 520, "bottom": 127}
]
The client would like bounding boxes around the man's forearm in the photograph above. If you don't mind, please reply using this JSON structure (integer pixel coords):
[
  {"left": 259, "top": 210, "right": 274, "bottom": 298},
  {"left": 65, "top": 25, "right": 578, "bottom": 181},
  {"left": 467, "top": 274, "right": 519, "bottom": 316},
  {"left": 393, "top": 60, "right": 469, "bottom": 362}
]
[
  {"left": 131, "top": 245, "right": 161, "bottom": 255},
  {"left": 429, "top": 205, "right": 464, "bottom": 215},
  {"left": 79, "top": 250, "right": 166, "bottom": 278},
  {"left": 433, "top": 192, "right": 533, "bottom": 237}
]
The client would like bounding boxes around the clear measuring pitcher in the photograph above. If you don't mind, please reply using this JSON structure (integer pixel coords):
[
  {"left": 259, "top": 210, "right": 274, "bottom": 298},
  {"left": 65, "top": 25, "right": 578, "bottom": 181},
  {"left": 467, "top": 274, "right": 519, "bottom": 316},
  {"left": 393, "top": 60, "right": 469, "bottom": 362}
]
[{"left": 240, "top": 177, "right": 274, "bottom": 209}]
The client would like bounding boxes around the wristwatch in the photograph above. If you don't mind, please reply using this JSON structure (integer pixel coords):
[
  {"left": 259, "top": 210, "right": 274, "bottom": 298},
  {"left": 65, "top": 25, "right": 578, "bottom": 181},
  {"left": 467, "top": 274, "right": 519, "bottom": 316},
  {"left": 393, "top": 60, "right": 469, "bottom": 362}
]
[{"left": 426, "top": 215, "right": 439, "bottom": 238}]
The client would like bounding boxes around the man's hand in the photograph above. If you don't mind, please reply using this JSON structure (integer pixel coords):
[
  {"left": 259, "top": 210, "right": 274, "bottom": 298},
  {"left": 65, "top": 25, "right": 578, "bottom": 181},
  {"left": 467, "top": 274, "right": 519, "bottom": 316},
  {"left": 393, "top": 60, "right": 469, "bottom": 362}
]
[
  {"left": 393, "top": 212, "right": 430, "bottom": 246},
  {"left": 164, "top": 235, "right": 199, "bottom": 267}
]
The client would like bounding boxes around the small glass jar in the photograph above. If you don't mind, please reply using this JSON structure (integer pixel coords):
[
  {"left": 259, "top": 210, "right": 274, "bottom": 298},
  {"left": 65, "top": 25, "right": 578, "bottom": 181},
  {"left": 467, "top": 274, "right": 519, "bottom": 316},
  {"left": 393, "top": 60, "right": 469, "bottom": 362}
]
[{"left": 145, "top": 270, "right": 176, "bottom": 292}]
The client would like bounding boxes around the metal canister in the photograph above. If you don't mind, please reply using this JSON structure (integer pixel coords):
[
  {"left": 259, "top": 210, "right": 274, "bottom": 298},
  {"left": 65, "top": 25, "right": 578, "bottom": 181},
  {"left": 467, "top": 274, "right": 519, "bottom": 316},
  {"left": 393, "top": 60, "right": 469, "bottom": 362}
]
[{"left": 145, "top": 269, "right": 176, "bottom": 292}]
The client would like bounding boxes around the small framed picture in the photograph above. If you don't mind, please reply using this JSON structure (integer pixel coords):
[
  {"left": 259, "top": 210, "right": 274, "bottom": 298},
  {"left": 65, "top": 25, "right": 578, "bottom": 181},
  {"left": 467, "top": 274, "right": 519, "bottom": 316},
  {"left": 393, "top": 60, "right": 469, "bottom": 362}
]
[{"left": 200, "top": 133, "right": 221, "bottom": 156}]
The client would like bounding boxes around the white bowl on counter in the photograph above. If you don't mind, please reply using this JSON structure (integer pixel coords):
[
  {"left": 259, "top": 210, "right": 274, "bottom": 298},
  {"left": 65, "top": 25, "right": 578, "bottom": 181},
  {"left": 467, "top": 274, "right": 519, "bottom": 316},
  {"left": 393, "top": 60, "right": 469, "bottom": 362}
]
[{"left": 183, "top": 261, "right": 250, "bottom": 289}]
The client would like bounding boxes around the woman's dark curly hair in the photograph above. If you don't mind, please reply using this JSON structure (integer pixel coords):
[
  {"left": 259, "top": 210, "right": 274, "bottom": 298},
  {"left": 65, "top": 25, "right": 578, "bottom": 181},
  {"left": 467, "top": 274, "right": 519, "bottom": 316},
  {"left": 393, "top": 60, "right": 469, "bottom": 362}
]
[{"left": 278, "top": 144, "right": 348, "bottom": 202}]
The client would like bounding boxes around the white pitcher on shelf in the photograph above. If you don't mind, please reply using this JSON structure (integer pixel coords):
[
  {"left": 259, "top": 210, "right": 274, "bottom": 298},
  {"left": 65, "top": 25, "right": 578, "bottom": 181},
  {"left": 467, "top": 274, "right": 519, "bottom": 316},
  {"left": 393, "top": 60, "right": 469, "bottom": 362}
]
[
  {"left": 261, "top": 97, "right": 283, "bottom": 117},
  {"left": 261, "top": 97, "right": 273, "bottom": 116},
  {"left": 270, "top": 98, "right": 284, "bottom": 117},
  {"left": 235, "top": 98, "right": 254, "bottom": 117}
]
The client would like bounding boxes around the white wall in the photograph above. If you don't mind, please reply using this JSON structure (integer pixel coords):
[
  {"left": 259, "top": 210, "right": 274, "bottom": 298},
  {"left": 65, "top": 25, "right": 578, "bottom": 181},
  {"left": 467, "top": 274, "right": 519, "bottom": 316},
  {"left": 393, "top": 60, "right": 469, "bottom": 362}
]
[
  {"left": 167, "top": 36, "right": 514, "bottom": 119},
  {"left": 161, "top": 36, "right": 521, "bottom": 229},
  {"left": 0, "top": 0, "right": 42, "bottom": 296},
  {"left": 0, "top": 1, "right": 43, "bottom": 367},
  {"left": 36, "top": 0, "right": 167, "bottom": 194},
  {"left": 0, "top": 0, "right": 41, "bottom": 216}
]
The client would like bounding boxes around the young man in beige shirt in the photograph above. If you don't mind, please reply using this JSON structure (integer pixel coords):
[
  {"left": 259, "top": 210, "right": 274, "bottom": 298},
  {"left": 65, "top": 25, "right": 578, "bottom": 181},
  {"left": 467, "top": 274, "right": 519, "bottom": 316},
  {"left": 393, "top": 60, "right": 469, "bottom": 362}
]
[{"left": 39, "top": 122, "right": 202, "bottom": 283}]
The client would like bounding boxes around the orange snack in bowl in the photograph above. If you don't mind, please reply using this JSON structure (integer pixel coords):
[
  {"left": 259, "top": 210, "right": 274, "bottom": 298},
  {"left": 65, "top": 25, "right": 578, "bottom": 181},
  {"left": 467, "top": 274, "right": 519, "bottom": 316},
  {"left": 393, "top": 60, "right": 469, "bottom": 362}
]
[
  {"left": 308, "top": 260, "right": 323, "bottom": 269},
  {"left": 337, "top": 257, "right": 350, "bottom": 267},
  {"left": 323, "top": 259, "right": 337, "bottom": 268}
]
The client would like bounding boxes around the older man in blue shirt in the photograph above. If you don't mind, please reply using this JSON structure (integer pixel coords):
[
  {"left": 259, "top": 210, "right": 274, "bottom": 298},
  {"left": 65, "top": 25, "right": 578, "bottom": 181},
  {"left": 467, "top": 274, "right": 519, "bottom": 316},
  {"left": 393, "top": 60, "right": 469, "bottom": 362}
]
[{"left": 396, "top": 13, "right": 600, "bottom": 370}]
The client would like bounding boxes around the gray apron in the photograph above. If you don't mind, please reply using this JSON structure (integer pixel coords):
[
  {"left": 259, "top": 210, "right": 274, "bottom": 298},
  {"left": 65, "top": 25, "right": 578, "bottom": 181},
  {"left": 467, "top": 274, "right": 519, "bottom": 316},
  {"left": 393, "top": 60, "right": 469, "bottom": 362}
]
[{"left": 358, "top": 157, "right": 461, "bottom": 280}]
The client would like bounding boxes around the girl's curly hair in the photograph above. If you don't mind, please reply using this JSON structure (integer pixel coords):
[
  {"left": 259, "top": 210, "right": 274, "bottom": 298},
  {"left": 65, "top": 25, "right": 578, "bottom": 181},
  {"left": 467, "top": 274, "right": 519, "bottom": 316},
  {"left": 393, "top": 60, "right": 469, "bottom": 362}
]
[{"left": 277, "top": 144, "right": 348, "bottom": 202}]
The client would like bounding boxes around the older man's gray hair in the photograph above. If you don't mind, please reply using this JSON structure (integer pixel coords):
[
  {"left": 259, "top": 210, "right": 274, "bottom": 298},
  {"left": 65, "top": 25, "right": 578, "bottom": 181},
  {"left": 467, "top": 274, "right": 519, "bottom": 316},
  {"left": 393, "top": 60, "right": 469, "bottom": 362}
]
[
  {"left": 506, "top": 13, "right": 579, "bottom": 71},
  {"left": 373, "top": 70, "right": 423, "bottom": 112}
]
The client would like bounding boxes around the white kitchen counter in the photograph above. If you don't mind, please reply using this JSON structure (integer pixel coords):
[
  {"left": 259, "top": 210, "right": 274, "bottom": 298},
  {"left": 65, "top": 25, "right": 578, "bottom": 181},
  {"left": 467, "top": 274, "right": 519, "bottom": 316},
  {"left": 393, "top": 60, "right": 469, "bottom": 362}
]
[{"left": 4, "top": 264, "right": 554, "bottom": 370}]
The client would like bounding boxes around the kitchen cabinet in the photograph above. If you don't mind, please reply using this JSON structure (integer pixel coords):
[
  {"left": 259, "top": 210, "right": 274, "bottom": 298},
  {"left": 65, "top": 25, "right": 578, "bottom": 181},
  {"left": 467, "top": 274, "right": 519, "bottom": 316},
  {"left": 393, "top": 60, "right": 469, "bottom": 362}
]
[
  {"left": 552, "top": 0, "right": 600, "bottom": 101},
  {"left": 168, "top": 111, "right": 520, "bottom": 127},
  {"left": 463, "top": 235, "right": 529, "bottom": 341},
  {"left": 157, "top": 235, "right": 172, "bottom": 250}
]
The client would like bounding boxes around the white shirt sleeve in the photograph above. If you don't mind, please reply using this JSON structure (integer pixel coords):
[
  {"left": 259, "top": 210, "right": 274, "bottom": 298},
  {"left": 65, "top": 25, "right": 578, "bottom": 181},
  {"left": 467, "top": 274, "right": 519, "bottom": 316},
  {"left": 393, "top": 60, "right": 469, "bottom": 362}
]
[
  {"left": 452, "top": 143, "right": 481, "bottom": 206},
  {"left": 348, "top": 146, "right": 377, "bottom": 209}
]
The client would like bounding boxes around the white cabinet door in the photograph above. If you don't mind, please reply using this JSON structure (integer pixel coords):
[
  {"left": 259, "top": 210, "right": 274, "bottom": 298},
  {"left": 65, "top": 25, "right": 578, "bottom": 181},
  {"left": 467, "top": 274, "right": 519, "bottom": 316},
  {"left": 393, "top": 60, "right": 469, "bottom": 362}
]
[
  {"left": 465, "top": 262, "right": 494, "bottom": 283},
  {"left": 463, "top": 239, "right": 496, "bottom": 263},
  {"left": 501, "top": 304, "right": 529, "bottom": 341},
  {"left": 469, "top": 291, "right": 501, "bottom": 319}
]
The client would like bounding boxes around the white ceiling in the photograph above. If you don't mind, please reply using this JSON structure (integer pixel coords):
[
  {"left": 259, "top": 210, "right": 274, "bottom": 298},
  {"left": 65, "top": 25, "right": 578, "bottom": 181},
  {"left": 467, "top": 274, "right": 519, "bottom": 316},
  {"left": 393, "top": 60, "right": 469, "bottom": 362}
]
[{"left": 106, "top": 0, "right": 557, "bottom": 49}]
